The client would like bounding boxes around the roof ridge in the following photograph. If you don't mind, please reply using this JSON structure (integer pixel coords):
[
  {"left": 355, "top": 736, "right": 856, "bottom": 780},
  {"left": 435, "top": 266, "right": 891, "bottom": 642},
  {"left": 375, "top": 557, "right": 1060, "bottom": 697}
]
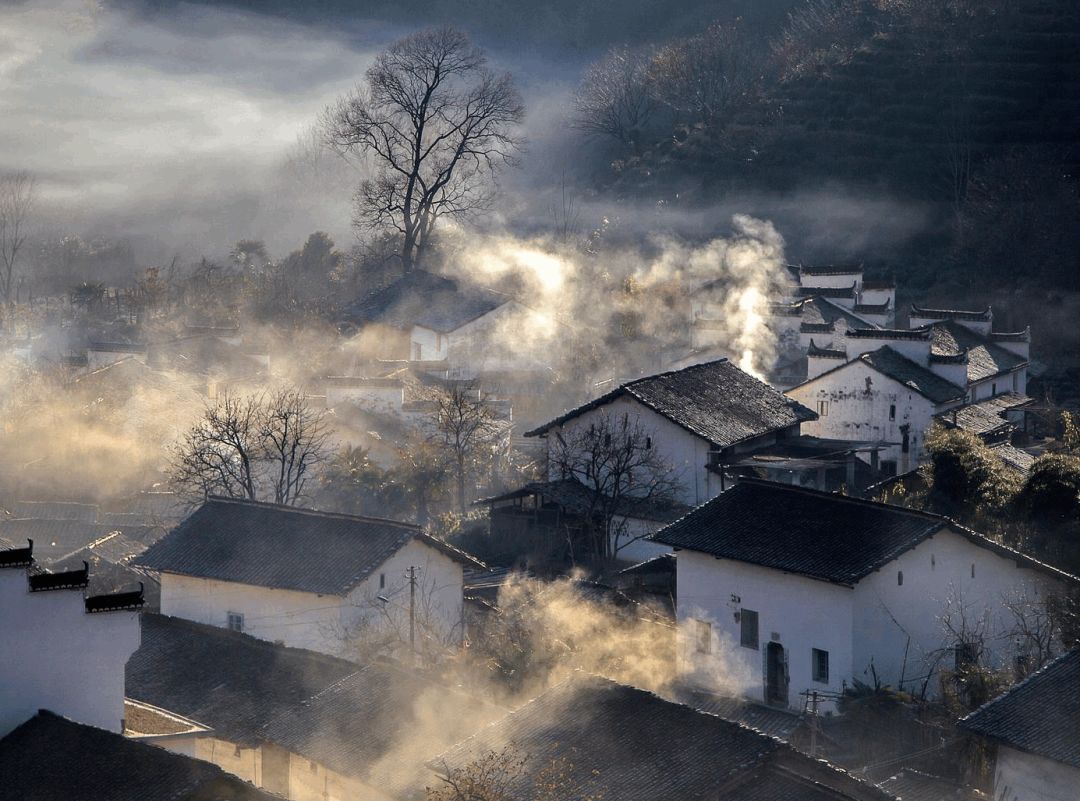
[
  {"left": 622, "top": 357, "right": 730, "bottom": 389},
  {"left": 961, "top": 647, "right": 1080, "bottom": 726},
  {"left": 203, "top": 495, "right": 420, "bottom": 531},
  {"left": 734, "top": 477, "right": 947, "bottom": 524}
]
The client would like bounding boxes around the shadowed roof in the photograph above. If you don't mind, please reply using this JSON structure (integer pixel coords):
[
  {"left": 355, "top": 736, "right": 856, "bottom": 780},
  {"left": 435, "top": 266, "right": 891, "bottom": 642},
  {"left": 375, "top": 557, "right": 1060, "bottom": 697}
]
[
  {"left": 960, "top": 648, "right": 1080, "bottom": 768},
  {"left": 526, "top": 359, "right": 816, "bottom": 448},
  {"left": 0, "top": 710, "right": 276, "bottom": 801},
  {"left": 134, "top": 496, "right": 481, "bottom": 595},
  {"left": 929, "top": 321, "right": 1027, "bottom": 383},
  {"left": 791, "top": 346, "right": 965, "bottom": 405},
  {"left": 651, "top": 479, "right": 1077, "bottom": 586},
  {"left": 339, "top": 269, "right": 505, "bottom": 333},
  {"left": 431, "top": 675, "right": 891, "bottom": 801}
]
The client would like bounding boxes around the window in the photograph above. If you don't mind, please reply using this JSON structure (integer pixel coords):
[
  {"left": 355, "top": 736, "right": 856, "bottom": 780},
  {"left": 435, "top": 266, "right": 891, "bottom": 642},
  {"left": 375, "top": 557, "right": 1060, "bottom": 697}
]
[
  {"left": 889, "top": 404, "right": 896, "bottom": 421},
  {"left": 881, "top": 460, "right": 897, "bottom": 477},
  {"left": 740, "top": 609, "right": 759, "bottom": 650},
  {"left": 695, "top": 620, "right": 712, "bottom": 654},
  {"left": 816, "top": 400, "right": 829, "bottom": 417},
  {"left": 309, "top": 759, "right": 319, "bottom": 773},
  {"left": 234, "top": 744, "right": 242, "bottom": 758},
  {"left": 897, "top": 570, "right": 903, "bottom": 586},
  {"left": 812, "top": 648, "right": 830, "bottom": 683},
  {"left": 227, "top": 612, "right": 244, "bottom": 633},
  {"left": 991, "top": 382, "right": 997, "bottom": 396},
  {"left": 971, "top": 563, "right": 976, "bottom": 579},
  {"left": 645, "top": 436, "right": 652, "bottom": 450},
  {"left": 931, "top": 553, "right": 936, "bottom": 570},
  {"left": 379, "top": 572, "right": 386, "bottom": 589}
]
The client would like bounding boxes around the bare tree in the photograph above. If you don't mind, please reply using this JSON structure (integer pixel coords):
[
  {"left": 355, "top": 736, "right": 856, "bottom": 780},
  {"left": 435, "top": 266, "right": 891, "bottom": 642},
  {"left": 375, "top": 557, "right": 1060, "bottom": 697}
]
[
  {"left": 648, "top": 22, "right": 759, "bottom": 127},
  {"left": 0, "top": 171, "right": 36, "bottom": 306},
  {"left": 550, "top": 410, "right": 679, "bottom": 561},
  {"left": 324, "top": 27, "right": 524, "bottom": 272},
  {"left": 428, "top": 747, "right": 601, "bottom": 801},
  {"left": 572, "top": 45, "right": 658, "bottom": 153},
  {"left": 432, "top": 381, "right": 506, "bottom": 512},
  {"left": 171, "top": 388, "right": 331, "bottom": 505}
]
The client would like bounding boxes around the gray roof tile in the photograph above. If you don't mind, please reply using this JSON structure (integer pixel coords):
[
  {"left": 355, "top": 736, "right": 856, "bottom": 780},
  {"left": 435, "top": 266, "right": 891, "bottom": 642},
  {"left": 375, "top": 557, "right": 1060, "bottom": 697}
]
[
  {"left": 960, "top": 648, "right": 1080, "bottom": 768},
  {"left": 134, "top": 497, "right": 480, "bottom": 595},
  {"left": 527, "top": 359, "right": 817, "bottom": 448}
]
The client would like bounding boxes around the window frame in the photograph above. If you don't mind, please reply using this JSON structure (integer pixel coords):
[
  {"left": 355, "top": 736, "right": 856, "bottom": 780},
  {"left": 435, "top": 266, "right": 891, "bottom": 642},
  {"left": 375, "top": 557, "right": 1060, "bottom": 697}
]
[
  {"left": 739, "top": 608, "right": 759, "bottom": 650},
  {"left": 227, "top": 611, "right": 244, "bottom": 633},
  {"left": 812, "top": 648, "right": 830, "bottom": 684}
]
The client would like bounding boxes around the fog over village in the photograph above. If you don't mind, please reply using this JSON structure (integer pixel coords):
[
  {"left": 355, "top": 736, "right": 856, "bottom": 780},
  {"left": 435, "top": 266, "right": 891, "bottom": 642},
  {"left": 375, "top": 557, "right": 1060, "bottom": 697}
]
[{"left": 2, "top": 2, "right": 1080, "bottom": 800}]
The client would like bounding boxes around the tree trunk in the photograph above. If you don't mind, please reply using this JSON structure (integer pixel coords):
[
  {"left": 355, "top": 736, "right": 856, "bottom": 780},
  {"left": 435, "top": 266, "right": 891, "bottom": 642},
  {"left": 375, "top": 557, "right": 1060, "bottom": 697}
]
[{"left": 456, "top": 454, "right": 466, "bottom": 513}]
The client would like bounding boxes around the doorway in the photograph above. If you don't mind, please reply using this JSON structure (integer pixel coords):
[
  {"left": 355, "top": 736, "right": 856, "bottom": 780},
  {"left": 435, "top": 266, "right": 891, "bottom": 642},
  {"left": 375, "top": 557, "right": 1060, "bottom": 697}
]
[{"left": 765, "top": 641, "right": 788, "bottom": 707}]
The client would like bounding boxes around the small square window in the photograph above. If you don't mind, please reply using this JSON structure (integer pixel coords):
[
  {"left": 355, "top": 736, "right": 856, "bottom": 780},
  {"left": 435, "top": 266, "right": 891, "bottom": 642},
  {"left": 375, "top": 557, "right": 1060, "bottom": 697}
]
[
  {"left": 740, "top": 609, "right": 759, "bottom": 650},
  {"left": 812, "top": 648, "right": 830, "bottom": 683},
  {"left": 227, "top": 612, "right": 244, "bottom": 633},
  {"left": 379, "top": 573, "right": 386, "bottom": 589},
  {"left": 816, "top": 400, "right": 829, "bottom": 417},
  {"left": 695, "top": 620, "right": 712, "bottom": 654}
]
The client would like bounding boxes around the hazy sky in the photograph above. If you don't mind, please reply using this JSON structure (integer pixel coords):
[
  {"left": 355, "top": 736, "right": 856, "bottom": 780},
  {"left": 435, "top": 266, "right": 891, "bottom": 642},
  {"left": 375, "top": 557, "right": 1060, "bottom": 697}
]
[{"left": 0, "top": 1, "right": 409, "bottom": 258}]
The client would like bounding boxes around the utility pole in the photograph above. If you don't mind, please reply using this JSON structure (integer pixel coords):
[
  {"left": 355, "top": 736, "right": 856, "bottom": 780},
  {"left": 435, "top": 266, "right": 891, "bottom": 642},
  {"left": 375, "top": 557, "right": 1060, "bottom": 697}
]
[
  {"left": 405, "top": 565, "right": 421, "bottom": 660},
  {"left": 810, "top": 690, "right": 819, "bottom": 758}
]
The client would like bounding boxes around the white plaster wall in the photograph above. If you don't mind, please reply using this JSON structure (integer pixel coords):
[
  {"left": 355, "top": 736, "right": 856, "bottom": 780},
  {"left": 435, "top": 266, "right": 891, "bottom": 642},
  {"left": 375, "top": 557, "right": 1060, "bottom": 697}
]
[
  {"left": 807, "top": 354, "right": 847, "bottom": 380},
  {"left": 288, "top": 752, "right": 395, "bottom": 801},
  {"left": 344, "top": 538, "right": 466, "bottom": 652},
  {"left": 860, "top": 288, "right": 895, "bottom": 307},
  {"left": 853, "top": 529, "right": 1065, "bottom": 699},
  {"left": 800, "top": 272, "right": 862, "bottom": 290},
  {"left": 410, "top": 325, "right": 443, "bottom": 361},
  {"left": 611, "top": 515, "right": 672, "bottom": 564},
  {"left": 844, "top": 336, "right": 931, "bottom": 363},
  {"left": 193, "top": 736, "right": 262, "bottom": 786},
  {"left": 448, "top": 302, "right": 555, "bottom": 374},
  {"left": 0, "top": 569, "right": 140, "bottom": 737},
  {"left": 675, "top": 550, "right": 854, "bottom": 712},
  {"left": 994, "top": 745, "right": 1080, "bottom": 801},
  {"left": 911, "top": 315, "right": 993, "bottom": 337},
  {"left": 544, "top": 395, "right": 710, "bottom": 506},
  {"left": 969, "top": 369, "right": 1027, "bottom": 402},
  {"left": 788, "top": 362, "right": 948, "bottom": 469},
  {"left": 159, "top": 573, "right": 349, "bottom": 655}
]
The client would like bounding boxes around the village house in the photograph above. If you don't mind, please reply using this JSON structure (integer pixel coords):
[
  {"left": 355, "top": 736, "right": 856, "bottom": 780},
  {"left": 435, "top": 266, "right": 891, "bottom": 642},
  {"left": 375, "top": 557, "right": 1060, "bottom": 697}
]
[
  {"left": 0, "top": 711, "right": 277, "bottom": 801},
  {"left": 785, "top": 306, "right": 1032, "bottom": 474},
  {"left": 651, "top": 480, "right": 1078, "bottom": 713},
  {"left": 337, "top": 268, "right": 556, "bottom": 377},
  {"left": 0, "top": 540, "right": 144, "bottom": 738},
  {"left": 431, "top": 674, "right": 894, "bottom": 801},
  {"left": 126, "top": 613, "right": 501, "bottom": 801},
  {"left": 960, "top": 648, "right": 1080, "bottom": 801},
  {"left": 526, "top": 358, "right": 819, "bottom": 508},
  {"left": 134, "top": 497, "right": 482, "bottom": 659}
]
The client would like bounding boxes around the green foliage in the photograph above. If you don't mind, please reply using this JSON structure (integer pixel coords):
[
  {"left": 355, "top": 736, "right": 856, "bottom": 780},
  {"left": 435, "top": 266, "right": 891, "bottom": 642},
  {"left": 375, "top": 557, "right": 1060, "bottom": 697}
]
[
  {"left": 924, "top": 425, "right": 1021, "bottom": 529},
  {"left": 1061, "top": 411, "right": 1080, "bottom": 453},
  {"left": 1013, "top": 454, "right": 1080, "bottom": 573}
]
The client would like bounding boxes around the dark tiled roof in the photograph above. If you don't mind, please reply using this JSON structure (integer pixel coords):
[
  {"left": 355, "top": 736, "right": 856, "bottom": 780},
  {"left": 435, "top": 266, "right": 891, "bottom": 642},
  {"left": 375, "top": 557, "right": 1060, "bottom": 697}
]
[
  {"left": 673, "top": 687, "right": 803, "bottom": 740},
  {"left": 0, "top": 519, "right": 161, "bottom": 564},
  {"left": 910, "top": 304, "right": 991, "bottom": 322},
  {"left": 847, "top": 326, "right": 931, "bottom": 341},
  {"left": 798, "top": 297, "right": 871, "bottom": 330},
  {"left": 799, "top": 264, "right": 863, "bottom": 276},
  {"left": 339, "top": 269, "right": 505, "bottom": 332},
  {"left": 960, "top": 649, "right": 1080, "bottom": 768},
  {"left": 134, "top": 497, "right": 480, "bottom": 595},
  {"left": 795, "top": 346, "right": 965, "bottom": 404},
  {"left": 260, "top": 668, "right": 502, "bottom": 792},
  {"left": 876, "top": 769, "right": 980, "bottom": 801},
  {"left": 807, "top": 340, "right": 847, "bottom": 359},
  {"left": 929, "top": 321, "right": 1027, "bottom": 383},
  {"left": 652, "top": 480, "right": 944, "bottom": 585},
  {"left": 653, "top": 479, "right": 1077, "bottom": 586},
  {"left": 432, "top": 675, "right": 888, "bottom": 801},
  {"left": 936, "top": 394, "right": 1032, "bottom": 438},
  {"left": 10, "top": 500, "right": 98, "bottom": 521},
  {"left": 126, "top": 614, "right": 359, "bottom": 745},
  {"left": 0, "top": 711, "right": 276, "bottom": 801},
  {"left": 991, "top": 443, "right": 1035, "bottom": 474},
  {"left": 476, "top": 478, "right": 689, "bottom": 522},
  {"left": 853, "top": 301, "right": 891, "bottom": 315},
  {"left": 526, "top": 359, "right": 817, "bottom": 448}
]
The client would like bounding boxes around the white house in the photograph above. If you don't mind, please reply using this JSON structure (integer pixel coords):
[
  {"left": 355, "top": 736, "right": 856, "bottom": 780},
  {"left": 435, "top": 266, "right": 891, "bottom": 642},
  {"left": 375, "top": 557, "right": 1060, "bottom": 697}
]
[
  {"left": 526, "top": 358, "right": 818, "bottom": 508},
  {"left": 126, "top": 613, "right": 500, "bottom": 801},
  {"left": 960, "top": 648, "right": 1080, "bottom": 801},
  {"left": 134, "top": 497, "right": 482, "bottom": 659},
  {"left": 787, "top": 344, "right": 967, "bottom": 474},
  {"left": 652, "top": 479, "right": 1078, "bottom": 714},
  {"left": 0, "top": 540, "right": 144, "bottom": 737}
]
